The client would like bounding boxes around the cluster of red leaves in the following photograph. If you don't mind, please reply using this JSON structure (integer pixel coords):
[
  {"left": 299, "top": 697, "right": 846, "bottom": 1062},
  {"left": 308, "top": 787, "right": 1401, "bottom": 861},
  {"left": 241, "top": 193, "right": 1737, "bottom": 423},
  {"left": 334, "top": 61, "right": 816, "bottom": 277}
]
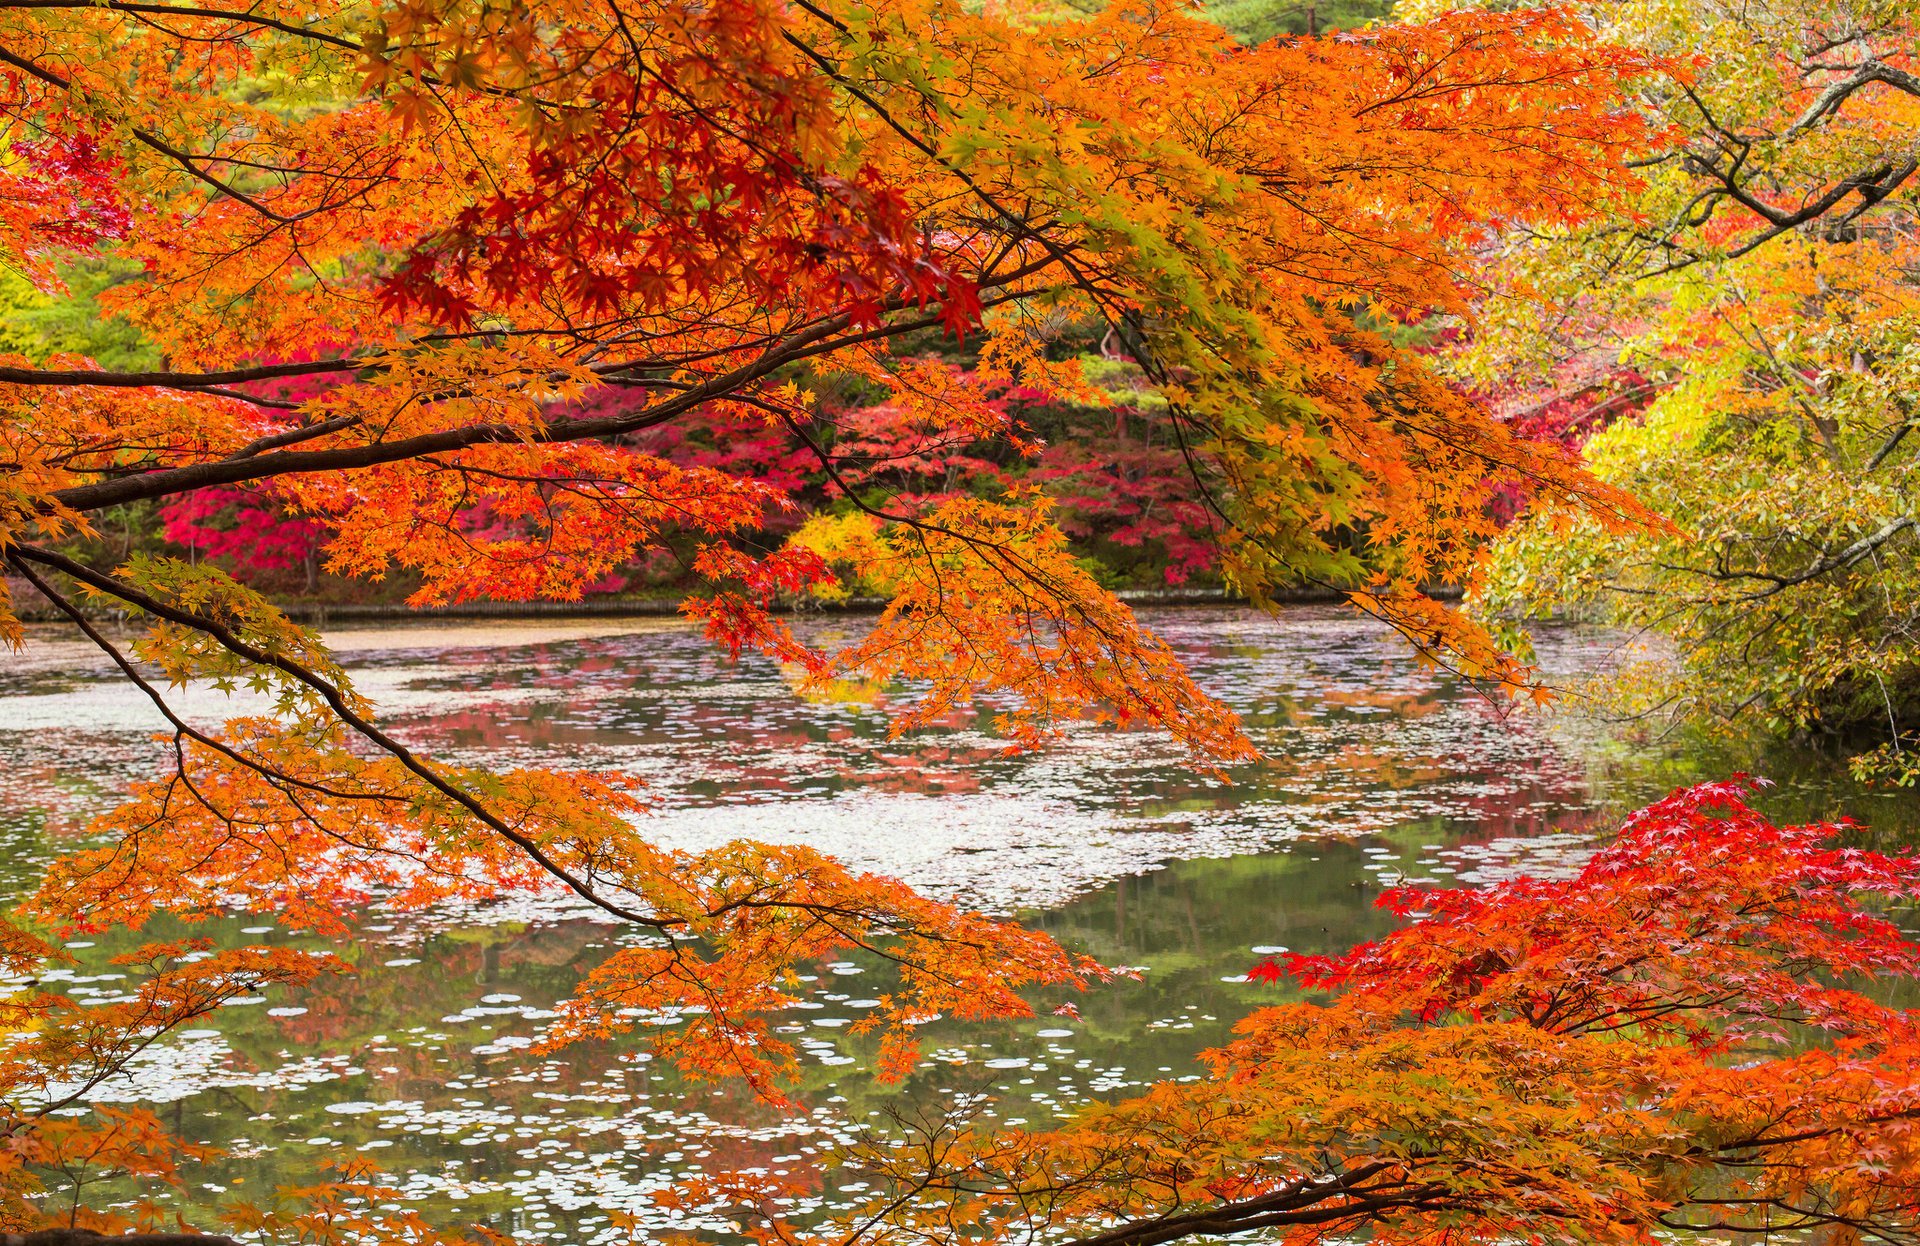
[
  {"left": 683, "top": 541, "right": 835, "bottom": 667},
  {"left": 562, "top": 377, "right": 1220, "bottom": 592},
  {"left": 1268, "top": 776, "right": 1920, "bottom": 1044},
  {"left": 1481, "top": 367, "right": 1657, "bottom": 524},
  {"left": 153, "top": 353, "right": 345, "bottom": 584},
  {"left": 0, "top": 129, "right": 128, "bottom": 266},
  {"left": 158, "top": 486, "right": 328, "bottom": 579},
  {"left": 1027, "top": 434, "right": 1218, "bottom": 585},
  {"left": 613, "top": 405, "right": 821, "bottom": 502},
  {"left": 374, "top": 0, "right": 975, "bottom": 332}
]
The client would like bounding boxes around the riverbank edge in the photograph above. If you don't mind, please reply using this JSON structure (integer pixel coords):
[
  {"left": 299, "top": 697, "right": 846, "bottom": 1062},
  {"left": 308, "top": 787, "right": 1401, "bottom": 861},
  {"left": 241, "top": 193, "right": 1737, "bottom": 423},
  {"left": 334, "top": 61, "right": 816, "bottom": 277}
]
[{"left": 4, "top": 577, "right": 1462, "bottom": 623}]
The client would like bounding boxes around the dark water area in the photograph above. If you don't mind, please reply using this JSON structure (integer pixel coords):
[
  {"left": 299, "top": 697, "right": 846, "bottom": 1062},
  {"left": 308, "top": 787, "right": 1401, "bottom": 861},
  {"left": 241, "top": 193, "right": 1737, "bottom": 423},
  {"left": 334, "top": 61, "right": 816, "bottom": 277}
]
[{"left": 0, "top": 607, "right": 1908, "bottom": 1241}]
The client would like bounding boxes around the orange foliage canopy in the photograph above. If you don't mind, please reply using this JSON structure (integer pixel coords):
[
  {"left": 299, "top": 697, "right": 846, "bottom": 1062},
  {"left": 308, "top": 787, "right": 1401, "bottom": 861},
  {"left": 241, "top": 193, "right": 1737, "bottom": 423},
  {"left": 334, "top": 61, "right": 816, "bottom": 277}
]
[
  {"left": 761, "top": 781, "right": 1920, "bottom": 1246},
  {"left": 0, "top": 0, "right": 1674, "bottom": 1233},
  {"left": 0, "top": 0, "right": 1662, "bottom": 711}
]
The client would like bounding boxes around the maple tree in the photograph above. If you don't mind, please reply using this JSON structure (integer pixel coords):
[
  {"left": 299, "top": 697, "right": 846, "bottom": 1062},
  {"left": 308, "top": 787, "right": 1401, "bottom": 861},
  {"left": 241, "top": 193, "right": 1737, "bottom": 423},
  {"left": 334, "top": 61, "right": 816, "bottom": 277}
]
[
  {"left": 0, "top": 0, "right": 1695, "bottom": 1233},
  {"left": 1451, "top": 0, "right": 1920, "bottom": 781},
  {"left": 737, "top": 779, "right": 1920, "bottom": 1246}
]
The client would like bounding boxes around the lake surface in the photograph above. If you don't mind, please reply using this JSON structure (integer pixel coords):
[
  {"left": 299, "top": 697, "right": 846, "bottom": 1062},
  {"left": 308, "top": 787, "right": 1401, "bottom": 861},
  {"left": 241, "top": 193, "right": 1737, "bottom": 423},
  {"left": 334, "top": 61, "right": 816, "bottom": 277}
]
[{"left": 0, "top": 607, "right": 1906, "bottom": 1241}]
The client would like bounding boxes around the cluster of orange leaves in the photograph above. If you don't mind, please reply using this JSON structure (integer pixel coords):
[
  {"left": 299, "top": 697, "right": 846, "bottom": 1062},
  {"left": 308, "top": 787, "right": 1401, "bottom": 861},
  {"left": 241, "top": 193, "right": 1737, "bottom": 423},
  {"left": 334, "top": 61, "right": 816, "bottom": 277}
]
[
  {"left": 0, "top": 0, "right": 1673, "bottom": 716},
  {"left": 712, "top": 780, "right": 1920, "bottom": 1246}
]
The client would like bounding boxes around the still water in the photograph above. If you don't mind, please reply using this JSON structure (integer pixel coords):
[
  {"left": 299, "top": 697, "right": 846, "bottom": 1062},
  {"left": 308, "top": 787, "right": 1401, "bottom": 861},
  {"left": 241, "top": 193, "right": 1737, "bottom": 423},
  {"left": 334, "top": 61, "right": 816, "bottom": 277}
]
[{"left": 0, "top": 607, "right": 1906, "bottom": 1240}]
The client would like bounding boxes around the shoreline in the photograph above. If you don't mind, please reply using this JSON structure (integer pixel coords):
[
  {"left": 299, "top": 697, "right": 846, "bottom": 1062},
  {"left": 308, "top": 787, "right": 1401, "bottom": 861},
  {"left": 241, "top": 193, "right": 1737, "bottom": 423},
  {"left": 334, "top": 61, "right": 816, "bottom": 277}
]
[{"left": 5, "top": 578, "right": 1463, "bottom": 625}]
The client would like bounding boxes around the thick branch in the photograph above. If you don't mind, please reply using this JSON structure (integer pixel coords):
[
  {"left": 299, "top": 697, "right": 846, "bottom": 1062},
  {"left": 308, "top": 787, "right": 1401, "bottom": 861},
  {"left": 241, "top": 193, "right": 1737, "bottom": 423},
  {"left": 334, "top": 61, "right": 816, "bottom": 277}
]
[
  {"left": 39, "top": 320, "right": 854, "bottom": 512},
  {"left": 1665, "top": 517, "right": 1916, "bottom": 599},
  {"left": 0, "top": 0, "right": 363, "bottom": 49},
  {"left": 1052, "top": 1165, "right": 1445, "bottom": 1246},
  {"left": 1784, "top": 59, "right": 1920, "bottom": 139},
  {"left": 0, "top": 359, "right": 367, "bottom": 389},
  {"left": 39, "top": 266, "right": 1056, "bottom": 513}
]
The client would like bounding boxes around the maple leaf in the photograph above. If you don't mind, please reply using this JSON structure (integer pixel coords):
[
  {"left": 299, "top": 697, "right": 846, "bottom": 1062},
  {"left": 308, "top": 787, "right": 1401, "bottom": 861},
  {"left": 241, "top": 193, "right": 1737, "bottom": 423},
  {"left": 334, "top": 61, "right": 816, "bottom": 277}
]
[{"left": 1246, "top": 958, "right": 1286, "bottom": 985}]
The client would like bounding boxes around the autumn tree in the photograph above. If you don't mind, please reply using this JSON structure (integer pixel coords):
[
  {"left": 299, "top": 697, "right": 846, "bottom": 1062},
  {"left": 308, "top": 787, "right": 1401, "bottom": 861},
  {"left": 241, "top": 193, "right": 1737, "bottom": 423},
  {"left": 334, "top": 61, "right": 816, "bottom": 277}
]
[
  {"left": 1449, "top": 0, "right": 1920, "bottom": 781},
  {"left": 0, "top": 0, "right": 1671, "bottom": 1233},
  {"left": 739, "top": 779, "right": 1920, "bottom": 1246}
]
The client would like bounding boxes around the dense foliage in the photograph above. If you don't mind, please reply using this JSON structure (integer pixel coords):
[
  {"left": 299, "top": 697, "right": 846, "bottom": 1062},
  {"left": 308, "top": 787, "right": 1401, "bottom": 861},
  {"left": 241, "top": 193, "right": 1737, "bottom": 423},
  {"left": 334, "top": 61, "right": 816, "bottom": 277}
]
[
  {"left": 752, "top": 780, "right": 1920, "bottom": 1246},
  {"left": 1456, "top": 0, "right": 1920, "bottom": 781},
  {"left": 3, "top": 0, "right": 1914, "bottom": 1239}
]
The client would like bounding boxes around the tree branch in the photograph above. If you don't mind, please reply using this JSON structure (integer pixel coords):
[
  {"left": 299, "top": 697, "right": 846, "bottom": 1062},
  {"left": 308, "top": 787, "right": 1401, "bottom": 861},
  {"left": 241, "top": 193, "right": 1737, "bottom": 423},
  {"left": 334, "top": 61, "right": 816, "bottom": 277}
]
[{"left": 9, "top": 544, "right": 675, "bottom": 931}]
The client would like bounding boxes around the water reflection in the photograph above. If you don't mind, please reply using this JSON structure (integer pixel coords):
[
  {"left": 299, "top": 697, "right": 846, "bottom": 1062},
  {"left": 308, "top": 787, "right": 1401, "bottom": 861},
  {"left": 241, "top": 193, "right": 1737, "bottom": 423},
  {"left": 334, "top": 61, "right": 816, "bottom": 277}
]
[{"left": 0, "top": 607, "right": 1906, "bottom": 1240}]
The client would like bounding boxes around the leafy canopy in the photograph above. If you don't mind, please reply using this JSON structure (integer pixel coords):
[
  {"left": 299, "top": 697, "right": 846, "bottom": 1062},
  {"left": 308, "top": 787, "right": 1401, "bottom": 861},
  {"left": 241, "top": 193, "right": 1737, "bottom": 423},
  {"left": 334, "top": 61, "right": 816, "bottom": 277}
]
[
  {"left": 0, "top": 0, "right": 1678, "bottom": 1235},
  {"left": 1453, "top": 0, "right": 1920, "bottom": 779}
]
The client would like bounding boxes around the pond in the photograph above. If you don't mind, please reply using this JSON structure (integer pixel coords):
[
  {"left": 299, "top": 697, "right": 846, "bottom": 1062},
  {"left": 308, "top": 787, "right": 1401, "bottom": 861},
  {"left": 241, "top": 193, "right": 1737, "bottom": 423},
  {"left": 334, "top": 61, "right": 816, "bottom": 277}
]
[{"left": 0, "top": 606, "right": 1907, "bottom": 1241}]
